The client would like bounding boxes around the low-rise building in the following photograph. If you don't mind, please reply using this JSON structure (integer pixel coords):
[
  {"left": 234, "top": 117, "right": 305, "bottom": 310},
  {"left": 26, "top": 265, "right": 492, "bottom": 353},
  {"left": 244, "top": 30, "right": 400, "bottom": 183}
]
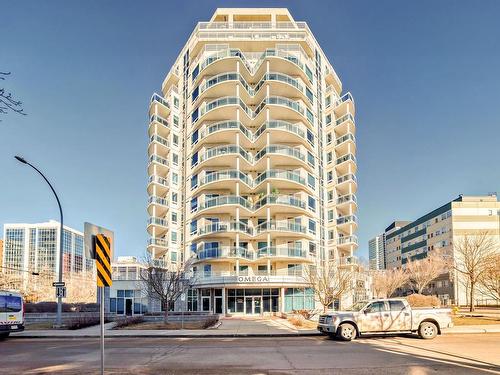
[{"left": 383, "top": 195, "right": 500, "bottom": 305}]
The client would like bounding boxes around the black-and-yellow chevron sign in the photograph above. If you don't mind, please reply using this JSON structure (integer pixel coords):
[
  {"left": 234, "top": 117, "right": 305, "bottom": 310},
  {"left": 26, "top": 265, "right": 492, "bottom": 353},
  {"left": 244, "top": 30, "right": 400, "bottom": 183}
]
[{"left": 94, "top": 234, "right": 112, "bottom": 287}]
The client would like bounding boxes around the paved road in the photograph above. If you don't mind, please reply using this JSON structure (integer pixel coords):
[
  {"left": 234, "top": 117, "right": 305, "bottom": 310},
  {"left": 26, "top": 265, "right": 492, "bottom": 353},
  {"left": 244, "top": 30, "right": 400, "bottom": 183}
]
[{"left": 1, "top": 334, "right": 499, "bottom": 374}]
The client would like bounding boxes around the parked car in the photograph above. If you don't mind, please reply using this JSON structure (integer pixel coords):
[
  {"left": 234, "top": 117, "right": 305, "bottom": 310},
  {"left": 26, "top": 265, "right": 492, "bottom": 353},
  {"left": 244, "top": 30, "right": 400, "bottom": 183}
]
[
  {"left": 0, "top": 290, "right": 25, "bottom": 338},
  {"left": 317, "top": 298, "right": 453, "bottom": 341}
]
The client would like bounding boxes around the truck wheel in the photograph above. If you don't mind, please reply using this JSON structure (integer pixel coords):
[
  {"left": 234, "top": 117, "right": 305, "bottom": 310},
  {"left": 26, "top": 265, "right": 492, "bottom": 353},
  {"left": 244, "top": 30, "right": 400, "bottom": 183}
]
[
  {"left": 0, "top": 332, "right": 10, "bottom": 339},
  {"left": 418, "top": 322, "right": 438, "bottom": 339},
  {"left": 337, "top": 323, "right": 356, "bottom": 341}
]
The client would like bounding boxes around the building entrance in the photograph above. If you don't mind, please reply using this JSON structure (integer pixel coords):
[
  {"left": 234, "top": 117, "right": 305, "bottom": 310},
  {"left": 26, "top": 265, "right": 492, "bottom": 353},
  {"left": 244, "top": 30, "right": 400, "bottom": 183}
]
[{"left": 244, "top": 296, "right": 262, "bottom": 315}]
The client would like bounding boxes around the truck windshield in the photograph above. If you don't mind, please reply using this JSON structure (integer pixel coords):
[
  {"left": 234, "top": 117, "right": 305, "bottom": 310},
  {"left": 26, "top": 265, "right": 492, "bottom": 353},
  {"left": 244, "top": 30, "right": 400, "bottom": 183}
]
[
  {"left": 0, "top": 295, "right": 22, "bottom": 312},
  {"left": 345, "top": 301, "right": 367, "bottom": 312}
]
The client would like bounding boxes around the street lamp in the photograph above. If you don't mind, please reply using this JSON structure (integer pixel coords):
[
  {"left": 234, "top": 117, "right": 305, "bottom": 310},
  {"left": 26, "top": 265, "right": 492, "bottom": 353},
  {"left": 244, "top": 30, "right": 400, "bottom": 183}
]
[{"left": 15, "top": 155, "right": 65, "bottom": 327}]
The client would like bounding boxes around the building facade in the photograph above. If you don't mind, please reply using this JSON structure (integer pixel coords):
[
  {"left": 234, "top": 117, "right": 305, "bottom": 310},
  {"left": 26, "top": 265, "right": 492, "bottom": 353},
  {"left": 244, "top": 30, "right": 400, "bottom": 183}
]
[
  {"left": 368, "top": 234, "right": 385, "bottom": 270},
  {"left": 384, "top": 195, "right": 500, "bottom": 305},
  {"left": 147, "top": 8, "right": 359, "bottom": 315},
  {"left": 1, "top": 221, "right": 95, "bottom": 300}
]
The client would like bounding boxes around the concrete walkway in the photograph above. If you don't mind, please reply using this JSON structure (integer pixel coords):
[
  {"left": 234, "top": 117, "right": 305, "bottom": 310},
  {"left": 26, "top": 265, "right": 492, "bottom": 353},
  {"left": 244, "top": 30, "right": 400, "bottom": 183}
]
[{"left": 11, "top": 319, "right": 500, "bottom": 338}]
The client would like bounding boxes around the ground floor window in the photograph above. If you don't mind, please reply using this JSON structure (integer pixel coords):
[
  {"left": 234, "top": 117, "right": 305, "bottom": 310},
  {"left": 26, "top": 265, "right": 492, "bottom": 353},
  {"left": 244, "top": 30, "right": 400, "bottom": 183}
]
[
  {"left": 187, "top": 289, "right": 198, "bottom": 311},
  {"left": 284, "top": 288, "right": 314, "bottom": 312},
  {"left": 227, "top": 288, "right": 280, "bottom": 314},
  {"left": 110, "top": 289, "right": 148, "bottom": 315}
]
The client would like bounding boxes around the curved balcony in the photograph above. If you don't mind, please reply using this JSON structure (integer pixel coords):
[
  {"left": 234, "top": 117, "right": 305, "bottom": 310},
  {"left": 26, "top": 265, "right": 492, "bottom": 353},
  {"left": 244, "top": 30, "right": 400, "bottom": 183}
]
[
  {"left": 335, "top": 153, "right": 357, "bottom": 175},
  {"left": 336, "top": 215, "right": 358, "bottom": 231},
  {"left": 148, "top": 154, "right": 169, "bottom": 176},
  {"left": 336, "top": 175, "right": 357, "bottom": 196},
  {"left": 147, "top": 217, "right": 168, "bottom": 236},
  {"left": 147, "top": 195, "right": 169, "bottom": 216},
  {"left": 196, "top": 246, "right": 254, "bottom": 262},
  {"left": 254, "top": 145, "right": 310, "bottom": 171},
  {"left": 193, "top": 48, "right": 313, "bottom": 91},
  {"left": 197, "top": 195, "right": 253, "bottom": 216},
  {"left": 147, "top": 237, "right": 168, "bottom": 257},
  {"left": 334, "top": 92, "right": 355, "bottom": 117},
  {"left": 334, "top": 133, "right": 356, "bottom": 155},
  {"left": 194, "top": 96, "right": 311, "bottom": 129},
  {"left": 336, "top": 235, "right": 359, "bottom": 249},
  {"left": 196, "top": 221, "right": 253, "bottom": 240},
  {"left": 255, "top": 246, "right": 310, "bottom": 262},
  {"left": 193, "top": 145, "right": 253, "bottom": 172},
  {"left": 254, "top": 220, "right": 311, "bottom": 240},
  {"left": 149, "top": 93, "right": 170, "bottom": 118},
  {"left": 192, "top": 194, "right": 309, "bottom": 217},
  {"left": 148, "top": 114, "right": 170, "bottom": 138},
  {"left": 147, "top": 175, "right": 169, "bottom": 196},
  {"left": 336, "top": 193, "right": 357, "bottom": 210},
  {"left": 196, "top": 170, "right": 253, "bottom": 193},
  {"left": 333, "top": 113, "right": 355, "bottom": 135},
  {"left": 254, "top": 195, "right": 309, "bottom": 216},
  {"left": 148, "top": 134, "right": 170, "bottom": 156},
  {"left": 194, "top": 120, "right": 312, "bottom": 152},
  {"left": 255, "top": 169, "right": 310, "bottom": 193}
]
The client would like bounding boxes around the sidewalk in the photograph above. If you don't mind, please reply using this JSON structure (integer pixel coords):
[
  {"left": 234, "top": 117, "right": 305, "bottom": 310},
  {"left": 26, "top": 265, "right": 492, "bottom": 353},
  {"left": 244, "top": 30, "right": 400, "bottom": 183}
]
[
  {"left": 12, "top": 318, "right": 319, "bottom": 338},
  {"left": 11, "top": 320, "right": 500, "bottom": 338}
]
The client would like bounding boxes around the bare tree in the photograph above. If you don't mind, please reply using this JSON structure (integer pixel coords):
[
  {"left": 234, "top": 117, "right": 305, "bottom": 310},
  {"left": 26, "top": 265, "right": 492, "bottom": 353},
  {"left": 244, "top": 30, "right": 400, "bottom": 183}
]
[
  {"left": 139, "top": 256, "right": 193, "bottom": 322},
  {"left": 0, "top": 72, "right": 26, "bottom": 118},
  {"left": 453, "top": 232, "right": 498, "bottom": 312},
  {"left": 406, "top": 250, "right": 448, "bottom": 294},
  {"left": 371, "top": 268, "right": 410, "bottom": 298},
  {"left": 478, "top": 253, "right": 500, "bottom": 303},
  {"left": 304, "top": 261, "right": 353, "bottom": 312}
]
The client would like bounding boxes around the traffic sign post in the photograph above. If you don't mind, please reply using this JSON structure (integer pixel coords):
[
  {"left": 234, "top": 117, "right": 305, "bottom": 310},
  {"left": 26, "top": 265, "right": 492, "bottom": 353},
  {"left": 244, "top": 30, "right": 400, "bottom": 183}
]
[
  {"left": 93, "top": 233, "right": 112, "bottom": 375},
  {"left": 85, "top": 223, "right": 113, "bottom": 375}
]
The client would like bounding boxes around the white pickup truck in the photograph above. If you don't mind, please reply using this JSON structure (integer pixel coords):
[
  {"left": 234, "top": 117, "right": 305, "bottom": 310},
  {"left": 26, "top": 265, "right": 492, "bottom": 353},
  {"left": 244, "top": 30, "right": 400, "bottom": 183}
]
[
  {"left": 317, "top": 298, "right": 453, "bottom": 340},
  {"left": 0, "top": 290, "right": 25, "bottom": 338}
]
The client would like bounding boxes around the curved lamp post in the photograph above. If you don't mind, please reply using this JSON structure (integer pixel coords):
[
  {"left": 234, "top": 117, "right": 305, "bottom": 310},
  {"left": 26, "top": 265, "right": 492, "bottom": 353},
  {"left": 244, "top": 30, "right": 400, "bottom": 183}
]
[{"left": 15, "top": 156, "right": 64, "bottom": 327}]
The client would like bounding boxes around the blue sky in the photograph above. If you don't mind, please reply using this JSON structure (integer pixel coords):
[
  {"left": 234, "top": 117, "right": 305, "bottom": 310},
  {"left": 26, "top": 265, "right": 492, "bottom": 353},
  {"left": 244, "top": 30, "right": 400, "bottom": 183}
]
[{"left": 1, "top": 0, "right": 499, "bottom": 261}]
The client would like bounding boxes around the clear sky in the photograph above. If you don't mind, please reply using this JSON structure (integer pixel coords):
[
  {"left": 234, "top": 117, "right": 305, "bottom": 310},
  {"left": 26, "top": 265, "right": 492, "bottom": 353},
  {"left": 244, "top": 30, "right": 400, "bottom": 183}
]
[{"left": 1, "top": 0, "right": 499, "bottom": 261}]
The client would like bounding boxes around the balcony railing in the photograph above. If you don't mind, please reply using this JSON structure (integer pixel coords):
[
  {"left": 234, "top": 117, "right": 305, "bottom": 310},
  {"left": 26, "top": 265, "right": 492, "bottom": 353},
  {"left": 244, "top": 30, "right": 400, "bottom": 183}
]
[
  {"left": 336, "top": 215, "right": 358, "bottom": 226},
  {"left": 199, "top": 170, "right": 252, "bottom": 187},
  {"left": 194, "top": 194, "right": 307, "bottom": 213},
  {"left": 150, "top": 93, "right": 170, "bottom": 108},
  {"left": 196, "top": 96, "right": 308, "bottom": 123},
  {"left": 150, "top": 114, "right": 170, "bottom": 128},
  {"left": 255, "top": 220, "right": 307, "bottom": 235},
  {"left": 335, "top": 113, "right": 355, "bottom": 127},
  {"left": 149, "top": 154, "right": 169, "bottom": 167},
  {"left": 148, "top": 175, "right": 169, "bottom": 188},
  {"left": 193, "top": 47, "right": 312, "bottom": 84},
  {"left": 148, "top": 238, "right": 168, "bottom": 247},
  {"left": 148, "top": 217, "right": 167, "bottom": 227},
  {"left": 255, "top": 169, "right": 305, "bottom": 186},
  {"left": 150, "top": 134, "right": 170, "bottom": 148},
  {"left": 336, "top": 235, "right": 359, "bottom": 246},
  {"left": 256, "top": 246, "right": 307, "bottom": 259},
  {"left": 335, "top": 153, "right": 356, "bottom": 166},
  {"left": 337, "top": 173, "right": 357, "bottom": 185},
  {"left": 200, "top": 120, "right": 308, "bottom": 144},
  {"left": 335, "top": 133, "right": 356, "bottom": 146},
  {"left": 199, "top": 145, "right": 252, "bottom": 164},
  {"left": 254, "top": 145, "right": 305, "bottom": 162},
  {"left": 336, "top": 194, "right": 357, "bottom": 205},
  {"left": 148, "top": 196, "right": 168, "bottom": 206},
  {"left": 334, "top": 92, "right": 354, "bottom": 108}
]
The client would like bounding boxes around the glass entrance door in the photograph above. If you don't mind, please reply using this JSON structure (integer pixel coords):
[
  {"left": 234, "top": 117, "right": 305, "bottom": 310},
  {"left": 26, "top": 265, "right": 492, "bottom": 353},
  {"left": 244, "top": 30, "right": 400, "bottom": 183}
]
[{"left": 245, "top": 296, "right": 262, "bottom": 314}]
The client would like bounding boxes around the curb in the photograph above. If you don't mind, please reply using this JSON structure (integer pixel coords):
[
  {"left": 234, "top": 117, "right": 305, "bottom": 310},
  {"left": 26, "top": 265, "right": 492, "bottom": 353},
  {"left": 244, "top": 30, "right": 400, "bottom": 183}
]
[{"left": 11, "top": 332, "right": 322, "bottom": 339}]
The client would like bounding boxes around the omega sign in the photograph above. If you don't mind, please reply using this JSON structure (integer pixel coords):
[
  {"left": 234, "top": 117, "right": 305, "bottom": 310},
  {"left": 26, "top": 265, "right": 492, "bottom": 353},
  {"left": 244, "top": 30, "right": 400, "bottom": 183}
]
[{"left": 237, "top": 275, "right": 270, "bottom": 283}]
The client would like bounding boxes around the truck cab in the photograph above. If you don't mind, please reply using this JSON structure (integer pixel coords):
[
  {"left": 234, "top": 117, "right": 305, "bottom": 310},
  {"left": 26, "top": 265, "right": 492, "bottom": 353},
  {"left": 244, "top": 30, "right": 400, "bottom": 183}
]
[{"left": 0, "top": 290, "right": 25, "bottom": 338}]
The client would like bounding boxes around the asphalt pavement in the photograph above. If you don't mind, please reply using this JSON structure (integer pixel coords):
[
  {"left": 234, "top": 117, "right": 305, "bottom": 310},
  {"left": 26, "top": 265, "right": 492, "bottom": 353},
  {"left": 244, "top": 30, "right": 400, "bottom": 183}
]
[{"left": 1, "top": 333, "right": 499, "bottom": 374}]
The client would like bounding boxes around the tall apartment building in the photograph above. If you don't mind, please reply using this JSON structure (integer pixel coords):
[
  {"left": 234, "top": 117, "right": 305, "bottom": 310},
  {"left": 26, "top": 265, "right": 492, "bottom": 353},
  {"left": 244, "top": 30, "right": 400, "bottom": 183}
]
[
  {"left": 368, "top": 234, "right": 385, "bottom": 270},
  {"left": 369, "top": 220, "right": 410, "bottom": 270},
  {"left": 147, "top": 8, "right": 358, "bottom": 315},
  {"left": 384, "top": 195, "right": 500, "bottom": 305},
  {"left": 2, "top": 221, "right": 95, "bottom": 287}
]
